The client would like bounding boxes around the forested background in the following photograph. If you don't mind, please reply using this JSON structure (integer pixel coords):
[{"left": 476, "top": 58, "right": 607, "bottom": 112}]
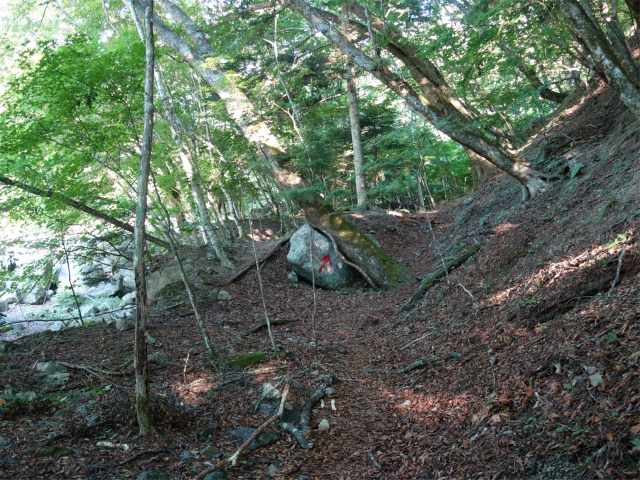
[{"left": 1, "top": 0, "right": 637, "bottom": 253}]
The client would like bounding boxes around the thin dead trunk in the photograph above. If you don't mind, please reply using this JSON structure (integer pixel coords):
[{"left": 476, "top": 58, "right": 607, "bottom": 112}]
[
  {"left": 133, "top": 1, "right": 155, "bottom": 437},
  {"left": 126, "top": 0, "right": 232, "bottom": 268}
]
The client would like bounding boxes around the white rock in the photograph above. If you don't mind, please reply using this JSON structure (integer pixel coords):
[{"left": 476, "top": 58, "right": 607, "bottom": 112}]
[
  {"left": 121, "top": 292, "right": 136, "bottom": 306},
  {"left": 317, "top": 419, "right": 330, "bottom": 431},
  {"left": 217, "top": 290, "right": 233, "bottom": 301}
]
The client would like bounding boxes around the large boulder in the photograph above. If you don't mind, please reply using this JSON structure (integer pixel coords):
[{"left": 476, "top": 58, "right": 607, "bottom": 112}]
[
  {"left": 146, "top": 264, "right": 193, "bottom": 299},
  {"left": 16, "top": 287, "right": 49, "bottom": 305},
  {"left": 287, "top": 224, "right": 360, "bottom": 290},
  {"left": 84, "top": 272, "right": 133, "bottom": 298}
]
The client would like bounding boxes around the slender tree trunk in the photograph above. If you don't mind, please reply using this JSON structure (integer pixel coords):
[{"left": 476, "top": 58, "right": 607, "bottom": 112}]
[
  {"left": 133, "top": 1, "right": 155, "bottom": 437},
  {"left": 341, "top": 3, "right": 367, "bottom": 207},
  {"left": 558, "top": 0, "right": 640, "bottom": 121}
]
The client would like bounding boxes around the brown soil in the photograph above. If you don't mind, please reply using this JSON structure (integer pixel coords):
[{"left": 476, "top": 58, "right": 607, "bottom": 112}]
[{"left": 1, "top": 82, "right": 639, "bottom": 479}]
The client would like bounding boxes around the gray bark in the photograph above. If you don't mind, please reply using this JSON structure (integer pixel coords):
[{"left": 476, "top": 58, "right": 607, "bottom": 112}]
[
  {"left": 558, "top": 0, "right": 640, "bottom": 121},
  {"left": 133, "top": 2, "right": 155, "bottom": 437}
]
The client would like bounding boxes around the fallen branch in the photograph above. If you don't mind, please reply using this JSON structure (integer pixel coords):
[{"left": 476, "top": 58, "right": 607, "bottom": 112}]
[
  {"left": 396, "top": 244, "right": 481, "bottom": 314},
  {"left": 56, "top": 361, "right": 133, "bottom": 390},
  {"left": 399, "top": 330, "right": 437, "bottom": 351},
  {"left": 301, "top": 374, "right": 337, "bottom": 439},
  {"left": 117, "top": 448, "right": 173, "bottom": 466},
  {"left": 608, "top": 245, "right": 626, "bottom": 296},
  {"left": 194, "top": 382, "right": 290, "bottom": 480},
  {"left": 225, "top": 235, "right": 291, "bottom": 284},
  {"left": 281, "top": 422, "right": 311, "bottom": 449},
  {"left": 395, "top": 352, "right": 462, "bottom": 374},
  {"left": 239, "top": 318, "right": 297, "bottom": 338},
  {"left": 45, "top": 420, "right": 111, "bottom": 445}
]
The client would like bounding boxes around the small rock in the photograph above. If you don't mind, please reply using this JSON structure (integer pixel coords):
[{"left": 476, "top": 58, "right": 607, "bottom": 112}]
[
  {"left": 198, "top": 423, "right": 221, "bottom": 439},
  {"left": 80, "top": 305, "right": 100, "bottom": 317},
  {"left": 199, "top": 445, "right": 220, "bottom": 458},
  {"left": 50, "top": 321, "right": 66, "bottom": 332},
  {"left": 148, "top": 351, "right": 170, "bottom": 363},
  {"left": 262, "top": 383, "right": 281, "bottom": 400},
  {"left": 34, "top": 362, "right": 67, "bottom": 375},
  {"left": 136, "top": 471, "right": 169, "bottom": 480},
  {"left": 121, "top": 292, "right": 136, "bottom": 305},
  {"left": 325, "top": 388, "right": 337, "bottom": 396},
  {"left": 207, "top": 289, "right": 219, "bottom": 298},
  {"left": 203, "top": 473, "right": 227, "bottom": 480},
  {"left": 180, "top": 451, "right": 195, "bottom": 461},
  {"left": 230, "top": 428, "right": 280, "bottom": 450},
  {"left": 15, "top": 391, "right": 37, "bottom": 402},
  {"left": 147, "top": 334, "right": 157, "bottom": 345},
  {"left": 194, "top": 283, "right": 209, "bottom": 291},
  {"left": 287, "top": 272, "right": 299, "bottom": 284},
  {"left": 115, "top": 317, "right": 135, "bottom": 332},
  {"left": 317, "top": 419, "right": 330, "bottom": 431},
  {"left": 11, "top": 323, "right": 25, "bottom": 332},
  {"left": 217, "top": 290, "right": 233, "bottom": 301},
  {"left": 41, "top": 373, "right": 71, "bottom": 386}
]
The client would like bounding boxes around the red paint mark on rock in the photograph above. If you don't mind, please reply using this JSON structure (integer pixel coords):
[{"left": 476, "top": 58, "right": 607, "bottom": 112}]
[{"left": 319, "top": 254, "right": 332, "bottom": 273}]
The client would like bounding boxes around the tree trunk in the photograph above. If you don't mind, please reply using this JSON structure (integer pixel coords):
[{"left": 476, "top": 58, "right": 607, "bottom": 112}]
[
  {"left": 127, "top": 0, "right": 413, "bottom": 289},
  {"left": 341, "top": 3, "right": 367, "bottom": 207},
  {"left": 286, "top": 0, "right": 553, "bottom": 200},
  {"left": 133, "top": 2, "right": 155, "bottom": 437},
  {"left": 558, "top": 0, "right": 640, "bottom": 121}
]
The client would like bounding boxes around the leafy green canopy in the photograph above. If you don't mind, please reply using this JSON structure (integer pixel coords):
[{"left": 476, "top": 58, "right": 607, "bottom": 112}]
[{"left": 0, "top": 35, "right": 145, "bottom": 224}]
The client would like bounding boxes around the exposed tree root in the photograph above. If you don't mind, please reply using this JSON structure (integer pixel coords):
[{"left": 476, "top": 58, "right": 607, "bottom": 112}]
[
  {"left": 282, "top": 422, "right": 311, "bottom": 449},
  {"left": 396, "top": 244, "right": 482, "bottom": 314},
  {"left": 239, "top": 318, "right": 298, "bottom": 338},
  {"left": 300, "top": 374, "right": 337, "bottom": 440},
  {"left": 44, "top": 420, "right": 112, "bottom": 445}
]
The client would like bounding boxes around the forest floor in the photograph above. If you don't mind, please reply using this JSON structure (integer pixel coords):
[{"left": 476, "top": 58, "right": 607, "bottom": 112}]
[{"left": 1, "top": 81, "right": 640, "bottom": 480}]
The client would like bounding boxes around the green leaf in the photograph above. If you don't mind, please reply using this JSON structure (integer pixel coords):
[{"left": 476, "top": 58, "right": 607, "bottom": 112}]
[{"left": 570, "top": 163, "right": 584, "bottom": 179}]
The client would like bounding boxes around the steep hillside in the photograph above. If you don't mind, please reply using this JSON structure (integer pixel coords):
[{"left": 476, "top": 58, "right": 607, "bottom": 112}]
[{"left": 0, "top": 80, "right": 638, "bottom": 479}]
